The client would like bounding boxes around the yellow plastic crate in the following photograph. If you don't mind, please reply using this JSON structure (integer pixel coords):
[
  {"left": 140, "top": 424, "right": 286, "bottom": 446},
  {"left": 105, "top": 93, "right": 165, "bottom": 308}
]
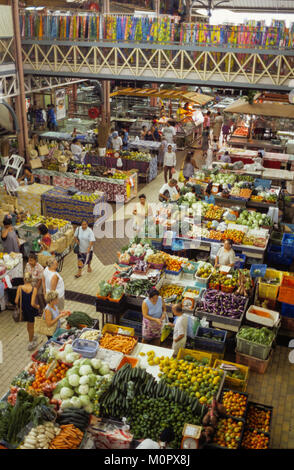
[
  {"left": 258, "top": 268, "right": 286, "bottom": 301},
  {"left": 102, "top": 323, "right": 135, "bottom": 336},
  {"left": 213, "top": 359, "right": 249, "bottom": 392},
  {"left": 177, "top": 348, "right": 213, "bottom": 367}
]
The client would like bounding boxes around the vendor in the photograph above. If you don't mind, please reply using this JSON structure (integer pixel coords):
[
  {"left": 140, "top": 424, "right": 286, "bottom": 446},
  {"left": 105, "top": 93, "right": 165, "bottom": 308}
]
[
  {"left": 215, "top": 239, "right": 236, "bottom": 268},
  {"left": 132, "top": 194, "right": 152, "bottom": 233},
  {"left": 159, "top": 178, "right": 179, "bottom": 202},
  {"left": 145, "top": 130, "right": 155, "bottom": 142},
  {"left": 1, "top": 215, "right": 20, "bottom": 253},
  {"left": 136, "top": 427, "right": 175, "bottom": 449},
  {"left": 220, "top": 151, "right": 231, "bottom": 163},
  {"left": 204, "top": 184, "right": 215, "bottom": 205},
  {"left": 70, "top": 138, "right": 86, "bottom": 163},
  {"left": 140, "top": 126, "right": 147, "bottom": 140},
  {"left": 38, "top": 224, "right": 52, "bottom": 251},
  {"left": 18, "top": 166, "right": 35, "bottom": 185},
  {"left": 111, "top": 131, "right": 123, "bottom": 151},
  {"left": 142, "top": 288, "right": 166, "bottom": 346}
]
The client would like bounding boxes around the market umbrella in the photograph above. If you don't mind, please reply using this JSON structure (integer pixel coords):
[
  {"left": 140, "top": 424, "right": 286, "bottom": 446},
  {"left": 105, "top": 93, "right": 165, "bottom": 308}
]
[{"left": 224, "top": 99, "right": 294, "bottom": 119}]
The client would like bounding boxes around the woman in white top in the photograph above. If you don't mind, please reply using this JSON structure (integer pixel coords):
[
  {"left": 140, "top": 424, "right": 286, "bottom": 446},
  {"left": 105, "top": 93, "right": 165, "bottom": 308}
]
[
  {"left": 74, "top": 220, "right": 95, "bottom": 278},
  {"left": 42, "top": 258, "right": 65, "bottom": 311},
  {"left": 132, "top": 194, "right": 152, "bottom": 234},
  {"left": 111, "top": 131, "right": 123, "bottom": 151},
  {"left": 215, "top": 239, "right": 236, "bottom": 268},
  {"left": 163, "top": 144, "right": 177, "bottom": 183},
  {"left": 43, "top": 290, "right": 68, "bottom": 339},
  {"left": 70, "top": 138, "right": 86, "bottom": 164}
]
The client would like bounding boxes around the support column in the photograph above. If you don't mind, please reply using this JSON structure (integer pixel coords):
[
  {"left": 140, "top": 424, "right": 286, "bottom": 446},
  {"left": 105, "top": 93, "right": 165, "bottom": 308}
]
[
  {"left": 150, "top": 83, "right": 158, "bottom": 108},
  {"left": 102, "top": 0, "right": 111, "bottom": 124},
  {"left": 15, "top": 95, "right": 24, "bottom": 155},
  {"left": 12, "top": 0, "right": 29, "bottom": 160}
]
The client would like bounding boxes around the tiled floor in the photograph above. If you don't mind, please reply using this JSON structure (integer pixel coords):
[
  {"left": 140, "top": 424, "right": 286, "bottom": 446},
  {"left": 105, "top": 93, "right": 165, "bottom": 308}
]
[{"left": 0, "top": 148, "right": 293, "bottom": 448}]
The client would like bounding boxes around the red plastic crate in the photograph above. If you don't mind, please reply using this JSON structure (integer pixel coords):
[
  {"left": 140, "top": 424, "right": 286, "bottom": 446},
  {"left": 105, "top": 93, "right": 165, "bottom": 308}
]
[{"left": 278, "top": 275, "right": 294, "bottom": 305}]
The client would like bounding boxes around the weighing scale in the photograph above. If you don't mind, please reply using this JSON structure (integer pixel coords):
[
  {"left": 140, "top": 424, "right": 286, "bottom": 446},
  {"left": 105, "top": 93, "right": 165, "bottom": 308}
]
[{"left": 181, "top": 424, "right": 202, "bottom": 449}]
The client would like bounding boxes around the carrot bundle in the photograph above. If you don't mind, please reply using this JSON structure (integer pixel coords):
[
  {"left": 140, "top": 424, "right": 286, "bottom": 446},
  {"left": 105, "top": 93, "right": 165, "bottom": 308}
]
[{"left": 49, "top": 424, "right": 84, "bottom": 449}]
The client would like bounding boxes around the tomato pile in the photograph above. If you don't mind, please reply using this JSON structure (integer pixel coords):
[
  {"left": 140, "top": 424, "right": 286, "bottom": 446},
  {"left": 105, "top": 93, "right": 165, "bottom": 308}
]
[
  {"left": 222, "top": 390, "right": 247, "bottom": 418},
  {"left": 242, "top": 430, "right": 269, "bottom": 449},
  {"left": 208, "top": 230, "right": 223, "bottom": 241},
  {"left": 29, "top": 362, "right": 69, "bottom": 394},
  {"left": 213, "top": 418, "right": 243, "bottom": 449},
  {"left": 246, "top": 405, "right": 271, "bottom": 433},
  {"left": 165, "top": 258, "right": 183, "bottom": 272},
  {"left": 222, "top": 229, "right": 244, "bottom": 244}
]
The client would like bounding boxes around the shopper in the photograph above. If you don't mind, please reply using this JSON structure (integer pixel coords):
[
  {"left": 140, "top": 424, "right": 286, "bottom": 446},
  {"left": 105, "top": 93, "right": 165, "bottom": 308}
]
[
  {"left": 3, "top": 169, "right": 19, "bottom": 195},
  {"left": 140, "top": 125, "right": 147, "bottom": 140},
  {"left": 43, "top": 290, "right": 68, "bottom": 339},
  {"left": 1, "top": 215, "right": 20, "bottom": 253},
  {"left": 159, "top": 178, "right": 179, "bottom": 202},
  {"left": 204, "top": 184, "right": 215, "bottom": 205},
  {"left": 25, "top": 252, "right": 45, "bottom": 311},
  {"left": 136, "top": 427, "right": 175, "bottom": 449},
  {"left": 158, "top": 138, "right": 168, "bottom": 168},
  {"left": 43, "top": 258, "right": 65, "bottom": 311},
  {"left": 163, "top": 144, "right": 177, "bottom": 183},
  {"left": 111, "top": 131, "right": 123, "bottom": 151},
  {"left": 18, "top": 166, "right": 35, "bottom": 185},
  {"left": 132, "top": 194, "right": 152, "bottom": 233},
  {"left": 142, "top": 288, "right": 166, "bottom": 346},
  {"left": 212, "top": 138, "right": 219, "bottom": 160},
  {"left": 162, "top": 121, "right": 176, "bottom": 144},
  {"left": 222, "top": 120, "right": 231, "bottom": 143},
  {"left": 213, "top": 111, "right": 223, "bottom": 140},
  {"left": 121, "top": 127, "right": 129, "bottom": 150},
  {"left": 182, "top": 152, "right": 197, "bottom": 182},
  {"left": 48, "top": 104, "right": 57, "bottom": 131},
  {"left": 14, "top": 272, "right": 39, "bottom": 351},
  {"left": 215, "top": 239, "right": 236, "bottom": 268},
  {"left": 151, "top": 121, "right": 161, "bottom": 142},
  {"left": 203, "top": 111, "right": 211, "bottom": 129},
  {"left": 38, "top": 224, "right": 52, "bottom": 251},
  {"left": 71, "top": 138, "right": 86, "bottom": 163},
  {"left": 220, "top": 151, "right": 231, "bottom": 163},
  {"left": 170, "top": 304, "right": 187, "bottom": 358},
  {"left": 202, "top": 126, "right": 210, "bottom": 156},
  {"left": 74, "top": 220, "right": 95, "bottom": 278}
]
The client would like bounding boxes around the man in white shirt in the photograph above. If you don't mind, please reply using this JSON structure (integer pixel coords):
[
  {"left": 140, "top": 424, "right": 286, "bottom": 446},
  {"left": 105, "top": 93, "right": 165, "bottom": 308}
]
[
  {"left": 163, "top": 144, "right": 177, "bottom": 183},
  {"left": 74, "top": 220, "right": 96, "bottom": 278},
  {"left": 3, "top": 169, "right": 19, "bottom": 195},
  {"left": 136, "top": 427, "right": 175, "bottom": 449},
  {"left": 70, "top": 138, "right": 86, "bottom": 164},
  {"left": 111, "top": 131, "right": 123, "bottom": 151},
  {"left": 162, "top": 121, "right": 176, "bottom": 144},
  {"left": 159, "top": 178, "right": 179, "bottom": 202},
  {"left": 171, "top": 304, "right": 188, "bottom": 358}
]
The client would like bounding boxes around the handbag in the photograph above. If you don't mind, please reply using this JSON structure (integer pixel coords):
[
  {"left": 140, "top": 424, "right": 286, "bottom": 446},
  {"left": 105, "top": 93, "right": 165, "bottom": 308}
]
[
  {"left": 34, "top": 313, "right": 56, "bottom": 337},
  {"left": 73, "top": 227, "right": 81, "bottom": 255},
  {"left": 12, "top": 288, "right": 22, "bottom": 323}
]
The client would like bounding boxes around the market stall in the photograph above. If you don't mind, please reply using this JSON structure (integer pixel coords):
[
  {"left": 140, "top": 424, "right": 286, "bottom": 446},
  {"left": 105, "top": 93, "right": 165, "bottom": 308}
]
[
  {"left": 217, "top": 148, "right": 291, "bottom": 169},
  {"left": 0, "top": 184, "right": 54, "bottom": 216},
  {"left": 84, "top": 150, "right": 158, "bottom": 183},
  {"left": 41, "top": 187, "right": 105, "bottom": 226},
  {"left": 32, "top": 169, "right": 138, "bottom": 203}
]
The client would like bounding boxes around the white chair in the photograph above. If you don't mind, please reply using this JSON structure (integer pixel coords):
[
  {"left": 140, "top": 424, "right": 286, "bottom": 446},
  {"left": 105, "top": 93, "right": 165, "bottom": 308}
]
[{"left": 3, "top": 154, "right": 25, "bottom": 179}]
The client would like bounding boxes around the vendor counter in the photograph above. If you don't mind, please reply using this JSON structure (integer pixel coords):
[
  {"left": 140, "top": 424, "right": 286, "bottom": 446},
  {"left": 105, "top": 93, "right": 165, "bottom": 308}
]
[
  {"left": 228, "top": 137, "right": 285, "bottom": 154},
  {"left": 0, "top": 184, "right": 54, "bottom": 215},
  {"left": 32, "top": 169, "right": 138, "bottom": 203},
  {"left": 217, "top": 148, "right": 291, "bottom": 169},
  {"left": 41, "top": 187, "right": 105, "bottom": 226},
  {"left": 84, "top": 153, "right": 158, "bottom": 183}
]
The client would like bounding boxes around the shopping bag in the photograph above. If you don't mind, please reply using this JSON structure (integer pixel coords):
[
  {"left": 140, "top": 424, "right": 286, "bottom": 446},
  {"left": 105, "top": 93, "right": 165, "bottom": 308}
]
[
  {"left": 160, "top": 314, "right": 172, "bottom": 342},
  {"left": 34, "top": 316, "right": 56, "bottom": 336}
]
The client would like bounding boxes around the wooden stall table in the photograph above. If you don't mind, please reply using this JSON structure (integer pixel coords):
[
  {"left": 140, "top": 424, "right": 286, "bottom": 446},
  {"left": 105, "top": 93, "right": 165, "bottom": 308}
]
[{"left": 16, "top": 184, "right": 53, "bottom": 215}]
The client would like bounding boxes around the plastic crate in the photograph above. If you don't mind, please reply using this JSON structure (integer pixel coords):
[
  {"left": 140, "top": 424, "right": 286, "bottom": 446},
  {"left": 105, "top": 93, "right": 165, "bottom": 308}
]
[
  {"left": 234, "top": 254, "right": 246, "bottom": 269},
  {"left": 165, "top": 268, "right": 182, "bottom": 280},
  {"left": 207, "top": 416, "right": 245, "bottom": 450},
  {"left": 235, "top": 348, "right": 272, "bottom": 374},
  {"left": 258, "top": 268, "right": 284, "bottom": 301},
  {"left": 281, "top": 315, "right": 294, "bottom": 331},
  {"left": 72, "top": 338, "right": 99, "bottom": 358},
  {"left": 194, "top": 326, "right": 227, "bottom": 354},
  {"left": 281, "top": 302, "right": 294, "bottom": 318},
  {"left": 278, "top": 275, "right": 294, "bottom": 305},
  {"left": 195, "top": 273, "right": 212, "bottom": 287},
  {"left": 102, "top": 323, "right": 135, "bottom": 336},
  {"left": 250, "top": 264, "right": 267, "bottom": 278},
  {"left": 236, "top": 327, "right": 274, "bottom": 360},
  {"left": 116, "top": 355, "right": 139, "bottom": 371},
  {"left": 220, "top": 388, "right": 249, "bottom": 421},
  {"left": 246, "top": 305, "right": 280, "bottom": 328},
  {"left": 266, "top": 243, "right": 293, "bottom": 267},
  {"left": 246, "top": 401, "right": 273, "bottom": 435},
  {"left": 281, "top": 233, "right": 294, "bottom": 257},
  {"left": 119, "top": 310, "right": 142, "bottom": 339},
  {"left": 213, "top": 359, "right": 249, "bottom": 392},
  {"left": 254, "top": 178, "right": 272, "bottom": 189},
  {"left": 270, "top": 231, "right": 283, "bottom": 246},
  {"left": 177, "top": 348, "right": 213, "bottom": 367}
]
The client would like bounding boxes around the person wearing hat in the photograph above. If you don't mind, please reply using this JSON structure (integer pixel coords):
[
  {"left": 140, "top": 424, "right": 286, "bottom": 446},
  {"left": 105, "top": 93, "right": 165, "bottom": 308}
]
[
  {"left": 18, "top": 166, "right": 35, "bottom": 185},
  {"left": 70, "top": 138, "right": 86, "bottom": 164},
  {"left": 111, "top": 131, "right": 123, "bottom": 151}
]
